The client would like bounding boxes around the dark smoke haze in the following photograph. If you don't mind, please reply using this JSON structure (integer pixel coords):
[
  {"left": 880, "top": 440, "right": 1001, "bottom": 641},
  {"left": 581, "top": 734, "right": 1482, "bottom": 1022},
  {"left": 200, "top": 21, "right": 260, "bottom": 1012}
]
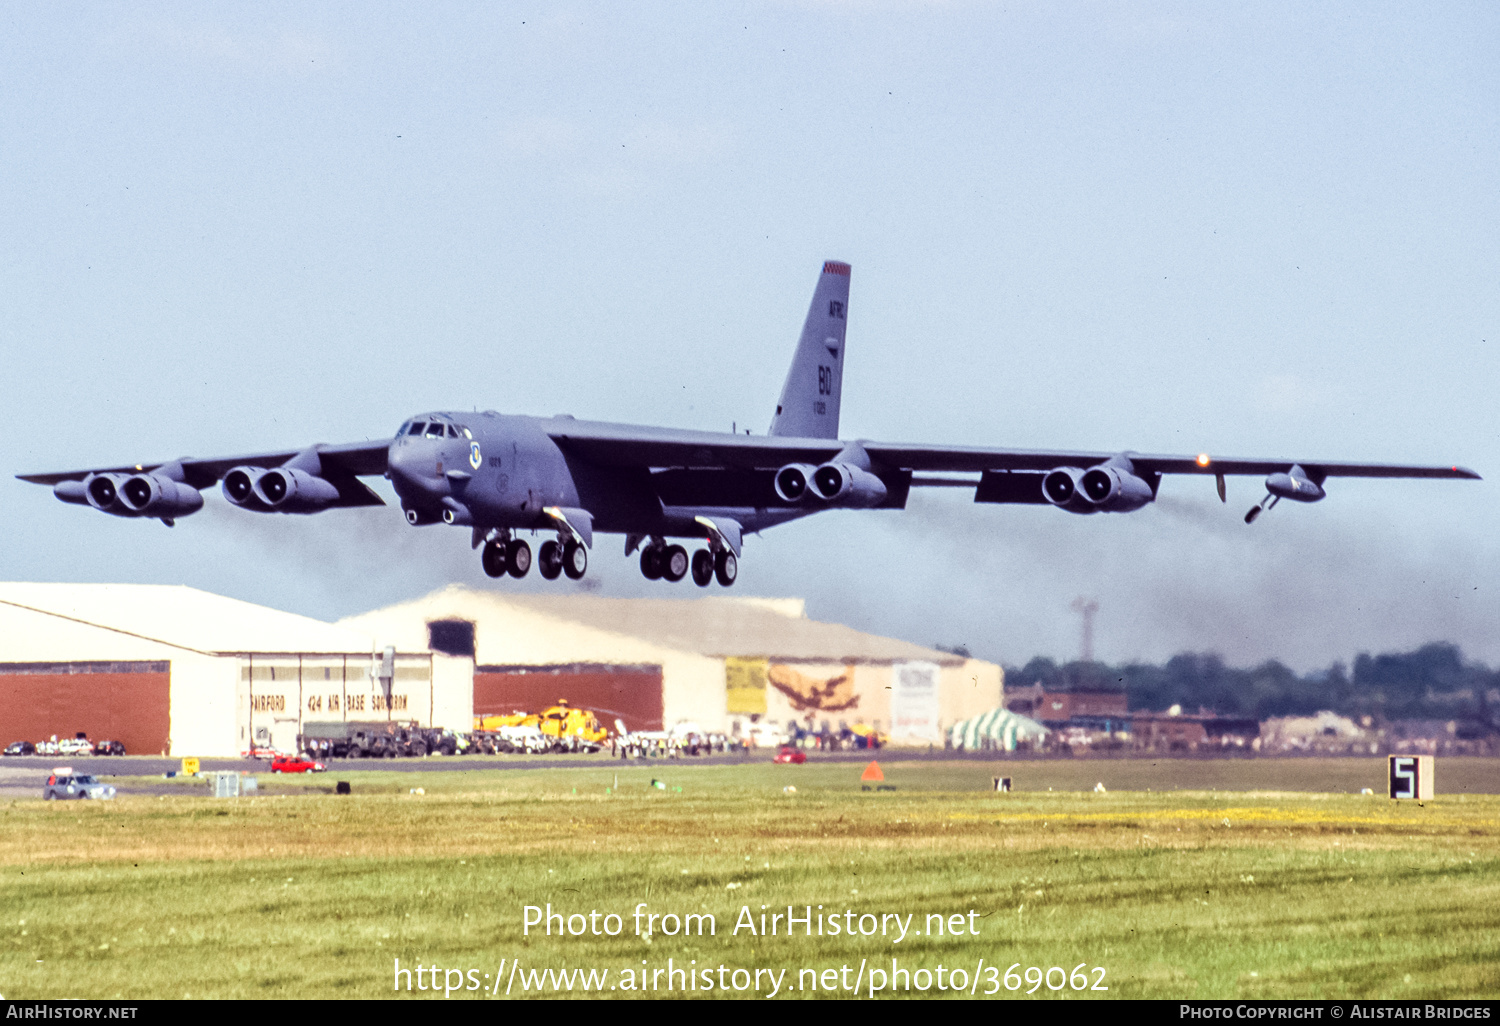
[{"left": 193, "top": 482, "right": 1499, "bottom": 675}]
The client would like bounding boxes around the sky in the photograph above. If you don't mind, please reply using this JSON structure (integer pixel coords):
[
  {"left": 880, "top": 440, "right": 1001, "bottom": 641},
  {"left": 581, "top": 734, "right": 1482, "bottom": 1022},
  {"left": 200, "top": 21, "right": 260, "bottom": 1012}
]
[{"left": 2, "top": 1, "right": 1497, "bottom": 673}]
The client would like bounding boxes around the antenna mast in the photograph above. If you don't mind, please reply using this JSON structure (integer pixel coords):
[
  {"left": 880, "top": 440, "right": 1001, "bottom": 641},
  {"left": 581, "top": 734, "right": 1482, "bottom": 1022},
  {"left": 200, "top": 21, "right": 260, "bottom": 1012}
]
[{"left": 1070, "top": 596, "right": 1099, "bottom": 662}]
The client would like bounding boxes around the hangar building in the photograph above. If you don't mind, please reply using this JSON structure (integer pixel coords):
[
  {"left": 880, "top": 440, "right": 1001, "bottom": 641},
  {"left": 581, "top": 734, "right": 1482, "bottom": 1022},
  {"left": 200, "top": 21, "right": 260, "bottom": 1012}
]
[
  {"left": 0, "top": 583, "right": 471, "bottom": 757},
  {"left": 340, "top": 586, "right": 1002, "bottom": 742}
]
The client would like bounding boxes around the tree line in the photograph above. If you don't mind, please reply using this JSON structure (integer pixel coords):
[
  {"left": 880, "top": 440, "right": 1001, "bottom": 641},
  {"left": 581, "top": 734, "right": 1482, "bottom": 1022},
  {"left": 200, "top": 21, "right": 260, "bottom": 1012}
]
[{"left": 1005, "top": 643, "right": 1500, "bottom": 723}]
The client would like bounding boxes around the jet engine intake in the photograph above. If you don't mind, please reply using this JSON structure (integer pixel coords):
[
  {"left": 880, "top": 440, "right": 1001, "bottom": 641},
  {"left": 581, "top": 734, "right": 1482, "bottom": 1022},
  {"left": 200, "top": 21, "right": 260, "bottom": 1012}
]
[
  {"left": 1078, "top": 465, "right": 1155, "bottom": 513},
  {"left": 1042, "top": 467, "right": 1089, "bottom": 512},
  {"left": 810, "top": 462, "right": 888, "bottom": 507},
  {"left": 773, "top": 464, "right": 816, "bottom": 504},
  {"left": 119, "top": 473, "right": 204, "bottom": 519},
  {"left": 222, "top": 466, "right": 270, "bottom": 510},
  {"left": 84, "top": 473, "right": 132, "bottom": 515},
  {"left": 252, "top": 467, "right": 341, "bottom": 513}
]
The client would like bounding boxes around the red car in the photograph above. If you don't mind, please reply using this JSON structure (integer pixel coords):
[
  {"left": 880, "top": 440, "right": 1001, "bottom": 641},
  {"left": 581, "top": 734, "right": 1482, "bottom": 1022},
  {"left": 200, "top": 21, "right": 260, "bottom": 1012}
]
[
  {"left": 271, "top": 755, "right": 325, "bottom": 773},
  {"left": 773, "top": 746, "right": 806, "bottom": 764}
]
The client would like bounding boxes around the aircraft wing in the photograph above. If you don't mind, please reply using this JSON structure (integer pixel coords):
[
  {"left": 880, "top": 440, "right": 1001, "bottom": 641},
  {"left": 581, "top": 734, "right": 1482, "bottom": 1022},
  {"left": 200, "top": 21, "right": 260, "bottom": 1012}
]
[
  {"left": 861, "top": 443, "right": 1481, "bottom": 481},
  {"left": 545, "top": 420, "right": 1479, "bottom": 481},
  {"left": 17, "top": 439, "right": 392, "bottom": 506}
]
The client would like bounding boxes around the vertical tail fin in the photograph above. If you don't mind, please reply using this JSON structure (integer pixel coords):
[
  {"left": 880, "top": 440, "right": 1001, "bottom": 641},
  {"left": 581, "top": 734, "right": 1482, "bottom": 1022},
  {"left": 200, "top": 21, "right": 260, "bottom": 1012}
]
[{"left": 768, "top": 261, "right": 850, "bottom": 438}]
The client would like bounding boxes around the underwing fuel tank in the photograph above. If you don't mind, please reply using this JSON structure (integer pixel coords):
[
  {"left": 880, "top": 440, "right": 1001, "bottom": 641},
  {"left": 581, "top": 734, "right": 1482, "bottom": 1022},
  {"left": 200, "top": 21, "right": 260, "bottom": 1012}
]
[{"left": 1265, "top": 466, "right": 1326, "bottom": 502}]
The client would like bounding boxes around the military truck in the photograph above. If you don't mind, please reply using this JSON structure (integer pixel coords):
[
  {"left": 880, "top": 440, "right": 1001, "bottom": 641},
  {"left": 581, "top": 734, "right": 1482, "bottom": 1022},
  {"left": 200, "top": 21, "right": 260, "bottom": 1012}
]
[{"left": 300, "top": 721, "right": 459, "bottom": 759}]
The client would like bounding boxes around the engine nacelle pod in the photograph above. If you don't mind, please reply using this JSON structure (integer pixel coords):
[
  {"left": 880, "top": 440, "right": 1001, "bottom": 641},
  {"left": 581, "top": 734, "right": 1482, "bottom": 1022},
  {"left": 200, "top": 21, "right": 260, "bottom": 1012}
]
[
  {"left": 83, "top": 473, "right": 133, "bottom": 515},
  {"left": 810, "top": 463, "right": 888, "bottom": 507},
  {"left": 773, "top": 464, "right": 817, "bottom": 503},
  {"left": 222, "top": 467, "right": 271, "bottom": 510},
  {"left": 1079, "top": 466, "right": 1155, "bottom": 513},
  {"left": 1265, "top": 468, "right": 1325, "bottom": 503},
  {"left": 119, "top": 473, "right": 204, "bottom": 519},
  {"left": 253, "top": 467, "right": 341, "bottom": 513},
  {"left": 53, "top": 480, "right": 90, "bottom": 507},
  {"left": 1041, "top": 467, "right": 1095, "bottom": 514}
]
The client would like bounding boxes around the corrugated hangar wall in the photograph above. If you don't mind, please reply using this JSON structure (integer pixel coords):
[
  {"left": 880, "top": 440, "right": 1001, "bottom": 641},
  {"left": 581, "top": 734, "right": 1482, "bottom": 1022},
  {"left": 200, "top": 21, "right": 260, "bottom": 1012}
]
[
  {"left": 0, "top": 661, "right": 171, "bottom": 755},
  {"left": 475, "top": 663, "right": 664, "bottom": 731}
]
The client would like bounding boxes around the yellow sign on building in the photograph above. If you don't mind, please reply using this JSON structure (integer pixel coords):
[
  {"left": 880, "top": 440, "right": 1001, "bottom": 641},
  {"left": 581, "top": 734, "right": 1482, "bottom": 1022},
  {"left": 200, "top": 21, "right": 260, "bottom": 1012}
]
[
  {"left": 181, "top": 756, "right": 200, "bottom": 775},
  {"left": 725, "top": 657, "right": 768, "bottom": 714}
]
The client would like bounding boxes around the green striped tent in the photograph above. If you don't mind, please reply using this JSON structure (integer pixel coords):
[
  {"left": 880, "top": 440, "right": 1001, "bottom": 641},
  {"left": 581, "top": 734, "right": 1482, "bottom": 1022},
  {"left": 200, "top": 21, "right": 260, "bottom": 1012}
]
[{"left": 948, "top": 707, "right": 1049, "bottom": 752}]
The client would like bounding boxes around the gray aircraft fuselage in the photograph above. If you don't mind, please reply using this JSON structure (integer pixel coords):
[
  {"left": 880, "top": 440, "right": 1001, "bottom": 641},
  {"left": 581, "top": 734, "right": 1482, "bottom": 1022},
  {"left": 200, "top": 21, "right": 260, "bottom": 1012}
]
[{"left": 389, "top": 411, "right": 809, "bottom": 540}]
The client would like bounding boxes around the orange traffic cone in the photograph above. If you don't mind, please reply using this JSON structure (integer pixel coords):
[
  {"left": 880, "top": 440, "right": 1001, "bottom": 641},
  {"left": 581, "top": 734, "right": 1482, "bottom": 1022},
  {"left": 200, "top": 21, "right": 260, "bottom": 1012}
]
[{"left": 861, "top": 761, "right": 884, "bottom": 782}]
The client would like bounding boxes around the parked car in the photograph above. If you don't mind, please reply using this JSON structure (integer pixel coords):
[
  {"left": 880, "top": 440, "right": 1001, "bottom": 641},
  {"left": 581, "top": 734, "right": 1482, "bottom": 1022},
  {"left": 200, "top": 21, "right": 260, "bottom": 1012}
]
[
  {"left": 57, "top": 737, "right": 92, "bottom": 756},
  {"left": 91, "top": 740, "right": 126, "bottom": 756},
  {"left": 773, "top": 746, "right": 806, "bottom": 764},
  {"left": 242, "top": 746, "right": 281, "bottom": 760},
  {"left": 43, "top": 772, "right": 116, "bottom": 800},
  {"left": 3, "top": 741, "right": 36, "bottom": 756},
  {"left": 271, "top": 755, "right": 325, "bottom": 774}
]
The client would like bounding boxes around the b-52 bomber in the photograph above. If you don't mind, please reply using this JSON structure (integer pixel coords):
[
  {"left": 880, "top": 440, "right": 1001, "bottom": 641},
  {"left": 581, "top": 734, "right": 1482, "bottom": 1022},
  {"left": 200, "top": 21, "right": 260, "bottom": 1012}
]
[{"left": 19, "top": 261, "right": 1480, "bottom": 587}]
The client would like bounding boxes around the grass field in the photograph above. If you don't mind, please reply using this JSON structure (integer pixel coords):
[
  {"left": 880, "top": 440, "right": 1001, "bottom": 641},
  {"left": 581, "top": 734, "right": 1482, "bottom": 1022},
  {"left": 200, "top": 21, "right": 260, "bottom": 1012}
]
[{"left": 2, "top": 758, "right": 1497, "bottom": 1000}]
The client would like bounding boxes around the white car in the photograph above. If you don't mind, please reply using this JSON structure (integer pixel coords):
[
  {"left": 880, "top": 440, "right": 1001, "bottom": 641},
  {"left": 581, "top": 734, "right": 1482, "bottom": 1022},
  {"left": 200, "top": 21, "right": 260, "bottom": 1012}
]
[
  {"left": 495, "top": 725, "right": 553, "bottom": 754},
  {"left": 746, "top": 723, "right": 789, "bottom": 749},
  {"left": 57, "top": 738, "right": 93, "bottom": 756},
  {"left": 43, "top": 771, "right": 116, "bottom": 800}
]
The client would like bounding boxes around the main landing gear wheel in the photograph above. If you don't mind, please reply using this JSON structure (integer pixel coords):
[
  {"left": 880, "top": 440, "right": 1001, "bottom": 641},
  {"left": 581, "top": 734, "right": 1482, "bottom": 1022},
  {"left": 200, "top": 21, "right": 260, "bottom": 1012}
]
[
  {"left": 538, "top": 540, "right": 564, "bottom": 580},
  {"left": 508, "top": 539, "right": 532, "bottom": 578},
  {"left": 662, "top": 544, "right": 689, "bottom": 582},
  {"left": 691, "top": 549, "right": 714, "bottom": 587},
  {"left": 714, "top": 550, "right": 737, "bottom": 587},
  {"left": 481, "top": 539, "right": 508, "bottom": 578},
  {"left": 563, "top": 540, "right": 588, "bottom": 579},
  {"left": 640, "top": 546, "right": 663, "bottom": 580}
]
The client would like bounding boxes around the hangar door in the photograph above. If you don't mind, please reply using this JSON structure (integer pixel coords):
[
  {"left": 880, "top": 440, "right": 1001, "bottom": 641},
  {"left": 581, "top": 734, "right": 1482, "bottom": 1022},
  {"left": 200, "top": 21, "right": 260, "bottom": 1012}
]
[
  {"left": 0, "top": 661, "right": 171, "bottom": 756},
  {"left": 240, "top": 654, "right": 435, "bottom": 754},
  {"left": 475, "top": 663, "right": 663, "bottom": 732}
]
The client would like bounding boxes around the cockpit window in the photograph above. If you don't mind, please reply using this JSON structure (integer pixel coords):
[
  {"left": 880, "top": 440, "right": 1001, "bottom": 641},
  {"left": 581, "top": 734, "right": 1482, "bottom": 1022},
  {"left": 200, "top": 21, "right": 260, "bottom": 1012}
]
[
  {"left": 446, "top": 424, "right": 460, "bottom": 438},
  {"left": 407, "top": 422, "right": 427, "bottom": 436},
  {"left": 425, "top": 422, "right": 446, "bottom": 438}
]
